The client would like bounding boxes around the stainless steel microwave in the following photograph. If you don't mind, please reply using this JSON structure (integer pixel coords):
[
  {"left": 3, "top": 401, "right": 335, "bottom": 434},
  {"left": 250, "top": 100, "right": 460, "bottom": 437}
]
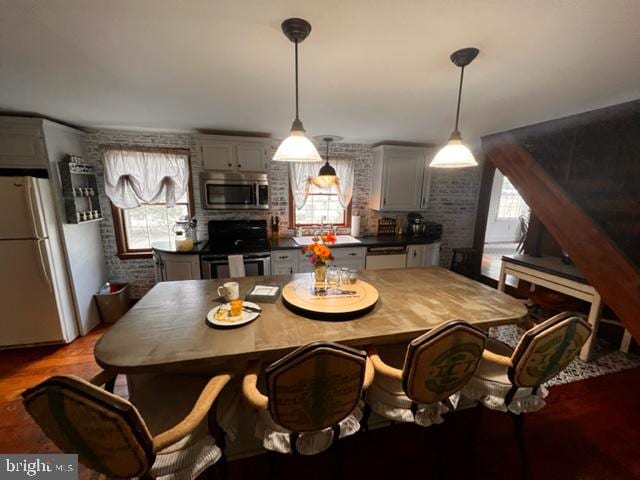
[{"left": 200, "top": 172, "right": 269, "bottom": 210}]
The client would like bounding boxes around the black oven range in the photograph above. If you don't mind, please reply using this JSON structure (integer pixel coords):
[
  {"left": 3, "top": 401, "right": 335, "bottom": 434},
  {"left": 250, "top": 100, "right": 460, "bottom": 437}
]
[{"left": 200, "top": 219, "right": 271, "bottom": 279}]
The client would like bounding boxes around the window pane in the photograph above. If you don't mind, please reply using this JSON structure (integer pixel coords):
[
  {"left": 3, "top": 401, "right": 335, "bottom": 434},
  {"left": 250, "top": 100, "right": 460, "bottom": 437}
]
[
  {"left": 123, "top": 204, "right": 189, "bottom": 250},
  {"left": 497, "top": 178, "right": 529, "bottom": 219},
  {"left": 295, "top": 192, "right": 345, "bottom": 225}
]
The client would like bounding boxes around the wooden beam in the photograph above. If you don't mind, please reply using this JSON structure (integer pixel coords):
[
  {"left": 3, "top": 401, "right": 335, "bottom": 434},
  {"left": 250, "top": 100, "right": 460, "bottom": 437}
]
[{"left": 483, "top": 133, "right": 640, "bottom": 341}]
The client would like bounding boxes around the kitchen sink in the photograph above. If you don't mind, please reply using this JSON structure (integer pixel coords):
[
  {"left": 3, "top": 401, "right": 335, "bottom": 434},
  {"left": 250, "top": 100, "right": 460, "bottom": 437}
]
[{"left": 293, "top": 235, "right": 361, "bottom": 246}]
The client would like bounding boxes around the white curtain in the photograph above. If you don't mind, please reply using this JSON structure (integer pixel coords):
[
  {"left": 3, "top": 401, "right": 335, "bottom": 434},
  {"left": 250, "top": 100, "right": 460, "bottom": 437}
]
[
  {"left": 289, "top": 158, "right": 354, "bottom": 209},
  {"left": 104, "top": 149, "right": 190, "bottom": 209}
]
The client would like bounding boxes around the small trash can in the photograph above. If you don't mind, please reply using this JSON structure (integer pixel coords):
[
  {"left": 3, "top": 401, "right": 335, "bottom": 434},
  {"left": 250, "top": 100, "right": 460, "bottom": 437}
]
[{"left": 95, "top": 283, "right": 130, "bottom": 324}]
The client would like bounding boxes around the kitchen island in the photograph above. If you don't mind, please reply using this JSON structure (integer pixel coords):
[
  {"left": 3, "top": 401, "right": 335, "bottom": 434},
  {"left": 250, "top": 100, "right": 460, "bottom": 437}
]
[{"left": 94, "top": 267, "right": 527, "bottom": 374}]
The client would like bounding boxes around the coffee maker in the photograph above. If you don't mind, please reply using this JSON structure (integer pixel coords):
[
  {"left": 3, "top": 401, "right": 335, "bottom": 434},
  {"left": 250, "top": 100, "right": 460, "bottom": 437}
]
[{"left": 406, "top": 212, "right": 443, "bottom": 240}]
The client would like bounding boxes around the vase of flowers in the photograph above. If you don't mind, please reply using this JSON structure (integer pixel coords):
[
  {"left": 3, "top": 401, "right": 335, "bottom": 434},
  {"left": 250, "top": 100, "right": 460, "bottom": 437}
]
[{"left": 301, "top": 231, "right": 336, "bottom": 284}]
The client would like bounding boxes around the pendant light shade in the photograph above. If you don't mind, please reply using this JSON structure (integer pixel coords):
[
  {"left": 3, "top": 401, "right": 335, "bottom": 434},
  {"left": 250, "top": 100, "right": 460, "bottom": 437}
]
[
  {"left": 273, "top": 18, "right": 322, "bottom": 163},
  {"left": 430, "top": 47, "right": 479, "bottom": 169},
  {"left": 431, "top": 135, "right": 478, "bottom": 169},
  {"left": 273, "top": 129, "right": 322, "bottom": 162},
  {"left": 312, "top": 136, "right": 341, "bottom": 187}
]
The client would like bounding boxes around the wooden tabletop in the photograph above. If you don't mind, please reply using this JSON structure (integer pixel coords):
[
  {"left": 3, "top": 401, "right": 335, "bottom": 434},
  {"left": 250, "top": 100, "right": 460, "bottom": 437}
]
[{"left": 94, "top": 267, "right": 527, "bottom": 374}]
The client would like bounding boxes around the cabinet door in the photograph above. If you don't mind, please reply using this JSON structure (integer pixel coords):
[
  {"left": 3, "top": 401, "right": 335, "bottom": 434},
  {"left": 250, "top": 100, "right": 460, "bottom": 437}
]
[
  {"left": 298, "top": 262, "right": 314, "bottom": 273},
  {"left": 236, "top": 143, "right": 268, "bottom": 172},
  {"left": 423, "top": 242, "right": 441, "bottom": 266},
  {"left": 201, "top": 142, "right": 236, "bottom": 171},
  {"left": 381, "top": 148, "right": 425, "bottom": 210},
  {"left": 271, "top": 250, "right": 298, "bottom": 275},
  {"left": 160, "top": 254, "right": 201, "bottom": 281},
  {"left": 0, "top": 130, "right": 47, "bottom": 168},
  {"left": 406, "top": 245, "right": 425, "bottom": 268},
  {"left": 419, "top": 153, "right": 433, "bottom": 210}
]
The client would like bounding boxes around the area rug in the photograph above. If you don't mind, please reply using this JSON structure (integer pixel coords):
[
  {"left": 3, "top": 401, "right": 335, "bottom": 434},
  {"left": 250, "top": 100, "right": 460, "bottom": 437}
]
[{"left": 488, "top": 324, "right": 640, "bottom": 387}]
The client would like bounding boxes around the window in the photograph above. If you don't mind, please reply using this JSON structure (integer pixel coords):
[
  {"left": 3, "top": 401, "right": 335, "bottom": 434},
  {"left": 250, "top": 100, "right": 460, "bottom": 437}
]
[
  {"left": 106, "top": 148, "right": 193, "bottom": 258},
  {"left": 496, "top": 177, "right": 529, "bottom": 219},
  {"left": 290, "top": 183, "right": 350, "bottom": 226}
]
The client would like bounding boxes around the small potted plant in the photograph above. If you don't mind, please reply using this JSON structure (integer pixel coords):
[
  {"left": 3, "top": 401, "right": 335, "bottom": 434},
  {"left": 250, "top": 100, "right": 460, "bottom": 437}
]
[{"left": 301, "top": 231, "right": 336, "bottom": 283}]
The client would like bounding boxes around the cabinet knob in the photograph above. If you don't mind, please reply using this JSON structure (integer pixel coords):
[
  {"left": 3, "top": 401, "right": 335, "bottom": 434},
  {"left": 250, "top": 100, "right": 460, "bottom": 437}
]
[
  {"left": 348, "top": 253, "right": 357, "bottom": 256},
  {"left": 238, "top": 164, "right": 242, "bottom": 168},
  {"left": 422, "top": 197, "right": 426, "bottom": 206},
  {"left": 383, "top": 197, "right": 387, "bottom": 206},
  {"left": 413, "top": 251, "right": 417, "bottom": 257},
  {"left": 279, "top": 255, "right": 288, "bottom": 260},
  {"left": 290, "top": 267, "right": 293, "bottom": 274},
  {"left": 228, "top": 163, "right": 232, "bottom": 167}
]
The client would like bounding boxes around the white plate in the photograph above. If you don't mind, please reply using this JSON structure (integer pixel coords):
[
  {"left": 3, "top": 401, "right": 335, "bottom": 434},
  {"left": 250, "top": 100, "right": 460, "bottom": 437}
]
[{"left": 206, "top": 301, "right": 261, "bottom": 328}]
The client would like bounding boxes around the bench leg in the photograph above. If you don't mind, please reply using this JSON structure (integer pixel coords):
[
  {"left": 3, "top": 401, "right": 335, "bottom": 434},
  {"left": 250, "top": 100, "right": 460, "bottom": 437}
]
[{"left": 580, "top": 292, "right": 603, "bottom": 361}]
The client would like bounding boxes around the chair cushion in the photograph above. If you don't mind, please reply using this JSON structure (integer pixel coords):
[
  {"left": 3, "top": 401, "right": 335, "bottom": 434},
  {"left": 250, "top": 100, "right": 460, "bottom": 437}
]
[
  {"left": 366, "top": 378, "right": 455, "bottom": 427},
  {"left": 462, "top": 339, "right": 548, "bottom": 414},
  {"left": 255, "top": 401, "right": 364, "bottom": 455},
  {"left": 129, "top": 374, "right": 222, "bottom": 477}
]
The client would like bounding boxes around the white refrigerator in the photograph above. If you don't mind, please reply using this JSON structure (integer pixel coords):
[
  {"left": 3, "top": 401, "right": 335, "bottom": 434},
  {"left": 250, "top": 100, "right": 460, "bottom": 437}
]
[{"left": 0, "top": 176, "right": 78, "bottom": 347}]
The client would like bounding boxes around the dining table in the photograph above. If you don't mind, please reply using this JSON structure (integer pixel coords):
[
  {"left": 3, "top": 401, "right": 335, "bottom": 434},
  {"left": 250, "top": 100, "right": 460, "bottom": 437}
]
[{"left": 94, "top": 266, "right": 528, "bottom": 375}]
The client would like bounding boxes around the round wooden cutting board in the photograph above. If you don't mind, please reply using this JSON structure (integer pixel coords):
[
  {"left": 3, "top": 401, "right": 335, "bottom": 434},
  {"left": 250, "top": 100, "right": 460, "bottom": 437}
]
[{"left": 282, "top": 278, "right": 379, "bottom": 320}]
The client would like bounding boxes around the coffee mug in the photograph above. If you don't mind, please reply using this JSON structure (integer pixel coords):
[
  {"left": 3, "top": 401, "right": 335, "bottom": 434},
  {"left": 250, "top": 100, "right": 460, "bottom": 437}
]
[{"left": 218, "top": 281, "right": 240, "bottom": 301}]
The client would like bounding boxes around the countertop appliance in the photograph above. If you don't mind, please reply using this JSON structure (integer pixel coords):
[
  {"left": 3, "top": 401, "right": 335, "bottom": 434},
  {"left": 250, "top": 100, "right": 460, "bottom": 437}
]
[
  {"left": 406, "top": 212, "right": 443, "bottom": 241},
  {"left": 200, "top": 172, "right": 269, "bottom": 210},
  {"left": 201, "top": 219, "right": 271, "bottom": 279},
  {"left": 0, "top": 175, "right": 79, "bottom": 347}
]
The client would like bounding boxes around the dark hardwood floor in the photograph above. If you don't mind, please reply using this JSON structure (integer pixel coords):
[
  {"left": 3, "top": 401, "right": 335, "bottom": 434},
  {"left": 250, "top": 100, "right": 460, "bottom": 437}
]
[{"left": 1, "top": 325, "right": 639, "bottom": 480}]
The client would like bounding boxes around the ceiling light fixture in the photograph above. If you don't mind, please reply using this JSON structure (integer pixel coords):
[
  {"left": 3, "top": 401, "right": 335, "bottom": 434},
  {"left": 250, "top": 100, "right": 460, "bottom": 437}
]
[
  {"left": 312, "top": 135, "right": 342, "bottom": 187},
  {"left": 430, "top": 47, "right": 480, "bottom": 168},
  {"left": 273, "top": 18, "right": 322, "bottom": 163}
]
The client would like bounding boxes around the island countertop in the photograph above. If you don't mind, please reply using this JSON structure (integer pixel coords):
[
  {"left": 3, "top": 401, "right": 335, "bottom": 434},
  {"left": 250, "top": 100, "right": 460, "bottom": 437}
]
[{"left": 94, "top": 267, "right": 527, "bottom": 374}]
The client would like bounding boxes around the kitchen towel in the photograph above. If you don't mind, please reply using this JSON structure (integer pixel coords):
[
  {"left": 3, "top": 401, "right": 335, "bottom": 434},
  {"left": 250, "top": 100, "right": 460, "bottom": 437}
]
[{"left": 228, "top": 255, "right": 246, "bottom": 278}]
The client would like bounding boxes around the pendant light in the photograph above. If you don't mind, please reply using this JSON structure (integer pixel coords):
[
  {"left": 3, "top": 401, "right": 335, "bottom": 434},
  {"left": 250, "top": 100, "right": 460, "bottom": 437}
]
[
  {"left": 312, "top": 135, "right": 342, "bottom": 187},
  {"left": 430, "top": 47, "right": 479, "bottom": 168},
  {"left": 273, "top": 18, "right": 322, "bottom": 163}
]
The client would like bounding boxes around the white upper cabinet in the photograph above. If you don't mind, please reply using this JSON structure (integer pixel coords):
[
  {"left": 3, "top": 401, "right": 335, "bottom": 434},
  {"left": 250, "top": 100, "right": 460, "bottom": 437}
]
[
  {"left": 197, "top": 135, "right": 270, "bottom": 173},
  {"left": 0, "top": 119, "right": 47, "bottom": 168},
  {"left": 369, "top": 145, "right": 433, "bottom": 211}
]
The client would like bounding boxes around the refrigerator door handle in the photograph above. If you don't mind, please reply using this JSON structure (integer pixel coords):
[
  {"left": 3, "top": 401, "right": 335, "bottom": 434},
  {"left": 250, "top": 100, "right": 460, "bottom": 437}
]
[
  {"left": 36, "top": 239, "right": 53, "bottom": 292},
  {"left": 25, "top": 178, "right": 44, "bottom": 238}
]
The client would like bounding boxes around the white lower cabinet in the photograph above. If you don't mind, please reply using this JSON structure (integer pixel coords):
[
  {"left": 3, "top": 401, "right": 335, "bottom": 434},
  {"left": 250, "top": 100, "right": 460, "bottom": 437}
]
[
  {"left": 155, "top": 252, "right": 201, "bottom": 281},
  {"left": 406, "top": 242, "right": 441, "bottom": 268},
  {"left": 271, "top": 250, "right": 298, "bottom": 275}
]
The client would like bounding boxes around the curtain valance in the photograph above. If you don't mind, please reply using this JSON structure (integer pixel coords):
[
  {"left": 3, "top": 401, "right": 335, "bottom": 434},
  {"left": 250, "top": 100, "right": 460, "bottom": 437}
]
[{"left": 104, "top": 149, "right": 189, "bottom": 209}]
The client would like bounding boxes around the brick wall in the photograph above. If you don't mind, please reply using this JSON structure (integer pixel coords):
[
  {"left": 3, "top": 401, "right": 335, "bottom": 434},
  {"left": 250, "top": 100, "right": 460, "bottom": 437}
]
[{"left": 86, "top": 128, "right": 481, "bottom": 297}]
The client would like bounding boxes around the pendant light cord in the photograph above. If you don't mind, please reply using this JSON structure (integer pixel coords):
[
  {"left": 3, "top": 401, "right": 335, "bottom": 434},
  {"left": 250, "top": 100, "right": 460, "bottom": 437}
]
[
  {"left": 454, "top": 66, "right": 465, "bottom": 134},
  {"left": 294, "top": 40, "right": 300, "bottom": 121},
  {"left": 325, "top": 139, "right": 330, "bottom": 164}
]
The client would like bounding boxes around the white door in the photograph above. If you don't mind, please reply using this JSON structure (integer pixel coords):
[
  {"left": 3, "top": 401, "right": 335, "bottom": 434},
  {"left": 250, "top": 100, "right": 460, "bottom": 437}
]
[
  {"left": 201, "top": 143, "right": 236, "bottom": 171},
  {"left": 0, "top": 177, "right": 46, "bottom": 239},
  {"left": 0, "top": 239, "right": 64, "bottom": 346},
  {"left": 423, "top": 242, "right": 441, "bottom": 266},
  {"left": 382, "top": 148, "right": 425, "bottom": 210},
  {"left": 236, "top": 143, "right": 267, "bottom": 172},
  {"left": 406, "top": 245, "right": 425, "bottom": 268},
  {"left": 161, "top": 254, "right": 201, "bottom": 281}
]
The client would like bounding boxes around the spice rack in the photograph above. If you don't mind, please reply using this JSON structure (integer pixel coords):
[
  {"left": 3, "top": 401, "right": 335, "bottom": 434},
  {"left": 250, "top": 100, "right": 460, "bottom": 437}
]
[{"left": 58, "top": 155, "right": 103, "bottom": 224}]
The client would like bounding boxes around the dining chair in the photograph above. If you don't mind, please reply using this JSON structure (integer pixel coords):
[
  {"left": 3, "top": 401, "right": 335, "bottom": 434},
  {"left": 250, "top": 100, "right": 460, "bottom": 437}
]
[
  {"left": 242, "top": 341, "right": 374, "bottom": 457},
  {"left": 462, "top": 312, "right": 592, "bottom": 414},
  {"left": 365, "top": 319, "right": 487, "bottom": 427},
  {"left": 461, "top": 312, "right": 591, "bottom": 479},
  {"left": 22, "top": 370, "right": 232, "bottom": 479}
]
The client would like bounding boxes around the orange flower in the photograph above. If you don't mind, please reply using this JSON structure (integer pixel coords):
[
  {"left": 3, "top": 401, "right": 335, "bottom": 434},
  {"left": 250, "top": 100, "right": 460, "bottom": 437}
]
[{"left": 321, "top": 232, "right": 337, "bottom": 244}]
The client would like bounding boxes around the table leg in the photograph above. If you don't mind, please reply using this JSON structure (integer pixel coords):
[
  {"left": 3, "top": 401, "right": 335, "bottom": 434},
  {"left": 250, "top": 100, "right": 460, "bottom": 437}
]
[
  {"left": 497, "top": 263, "right": 507, "bottom": 292},
  {"left": 580, "top": 292, "right": 603, "bottom": 361}
]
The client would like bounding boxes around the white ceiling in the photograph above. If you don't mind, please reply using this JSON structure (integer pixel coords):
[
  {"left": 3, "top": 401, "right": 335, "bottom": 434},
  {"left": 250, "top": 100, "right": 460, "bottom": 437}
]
[{"left": 1, "top": 0, "right": 639, "bottom": 144}]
